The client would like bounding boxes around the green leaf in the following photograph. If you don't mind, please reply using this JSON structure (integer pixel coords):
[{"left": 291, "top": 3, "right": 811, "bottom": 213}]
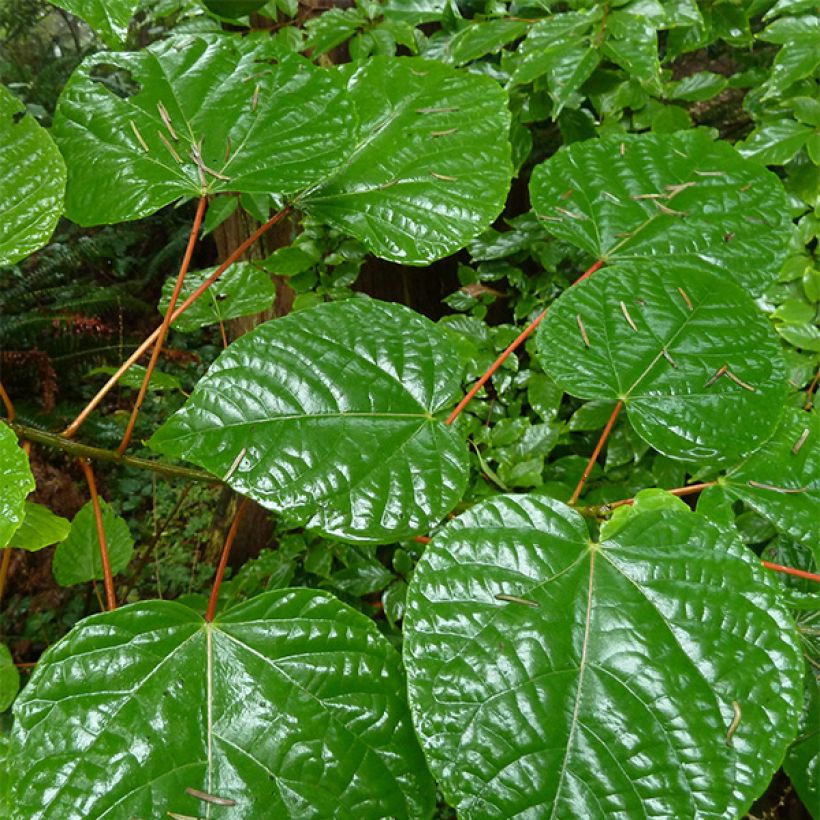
[
  {"left": 722, "top": 409, "right": 818, "bottom": 548},
  {"left": 48, "top": 0, "right": 138, "bottom": 47},
  {"left": 506, "top": 12, "right": 599, "bottom": 114},
  {"left": 665, "top": 70, "right": 728, "bottom": 102},
  {"left": 759, "top": 15, "right": 820, "bottom": 97},
  {"left": 404, "top": 495, "right": 803, "bottom": 818},
  {"left": 52, "top": 37, "right": 354, "bottom": 225},
  {"left": 0, "top": 644, "right": 19, "bottom": 712},
  {"left": 8, "top": 502, "right": 70, "bottom": 553},
  {"left": 737, "top": 119, "right": 813, "bottom": 165},
  {"left": 784, "top": 667, "right": 819, "bottom": 812},
  {"left": 158, "top": 261, "right": 276, "bottom": 332},
  {"left": 303, "top": 7, "right": 365, "bottom": 55},
  {"left": 11, "top": 590, "right": 435, "bottom": 817},
  {"left": 0, "top": 86, "right": 66, "bottom": 267},
  {"left": 85, "top": 364, "right": 182, "bottom": 392},
  {"left": 602, "top": 12, "right": 660, "bottom": 90},
  {"left": 203, "top": 0, "right": 269, "bottom": 19},
  {"left": 0, "top": 422, "right": 35, "bottom": 549},
  {"left": 536, "top": 263, "right": 787, "bottom": 465},
  {"left": 149, "top": 298, "right": 469, "bottom": 543},
  {"left": 529, "top": 131, "right": 792, "bottom": 295},
  {"left": 51, "top": 499, "right": 135, "bottom": 586},
  {"left": 300, "top": 57, "right": 512, "bottom": 265},
  {"left": 450, "top": 19, "right": 529, "bottom": 65}
]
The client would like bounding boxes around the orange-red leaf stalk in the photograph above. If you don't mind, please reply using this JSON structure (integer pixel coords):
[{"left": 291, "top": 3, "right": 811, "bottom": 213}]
[
  {"left": 117, "top": 197, "right": 207, "bottom": 454},
  {"left": 206, "top": 497, "right": 250, "bottom": 622},
  {"left": 78, "top": 459, "right": 116, "bottom": 611}
]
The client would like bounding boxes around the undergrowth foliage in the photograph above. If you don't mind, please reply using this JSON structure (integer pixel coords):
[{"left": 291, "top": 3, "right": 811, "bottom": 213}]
[{"left": 0, "top": 0, "right": 817, "bottom": 818}]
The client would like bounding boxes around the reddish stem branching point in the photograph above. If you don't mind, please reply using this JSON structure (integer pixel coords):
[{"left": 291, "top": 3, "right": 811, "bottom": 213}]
[
  {"left": 117, "top": 197, "right": 207, "bottom": 455},
  {"left": 206, "top": 497, "right": 250, "bottom": 622},
  {"left": 62, "top": 206, "right": 292, "bottom": 439},
  {"left": 608, "top": 481, "right": 718, "bottom": 509},
  {"left": 78, "top": 459, "right": 116, "bottom": 611},
  {"left": 446, "top": 258, "right": 604, "bottom": 426}
]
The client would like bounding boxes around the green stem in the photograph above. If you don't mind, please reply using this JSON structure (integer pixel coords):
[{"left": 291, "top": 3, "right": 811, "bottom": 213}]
[{"left": 9, "top": 423, "right": 219, "bottom": 485}]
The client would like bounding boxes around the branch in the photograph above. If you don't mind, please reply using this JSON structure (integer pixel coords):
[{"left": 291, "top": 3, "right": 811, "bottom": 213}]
[
  {"left": 62, "top": 205, "right": 292, "bottom": 438},
  {"left": 9, "top": 423, "right": 219, "bottom": 484},
  {"left": 446, "top": 258, "right": 604, "bottom": 425},
  {"left": 118, "top": 197, "right": 207, "bottom": 454},
  {"left": 569, "top": 401, "right": 623, "bottom": 505},
  {"left": 78, "top": 460, "right": 116, "bottom": 611},
  {"left": 206, "top": 497, "right": 250, "bottom": 622}
]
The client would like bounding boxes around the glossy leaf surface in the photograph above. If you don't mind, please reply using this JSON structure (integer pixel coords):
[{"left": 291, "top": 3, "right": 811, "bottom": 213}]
[
  {"left": 723, "top": 409, "right": 819, "bottom": 548},
  {"left": 149, "top": 298, "right": 468, "bottom": 543},
  {"left": 536, "top": 264, "right": 787, "bottom": 464},
  {"left": 53, "top": 37, "right": 353, "bottom": 225},
  {"left": 0, "top": 423, "right": 35, "bottom": 549},
  {"left": 404, "top": 495, "right": 802, "bottom": 818},
  {"left": 51, "top": 499, "right": 134, "bottom": 586},
  {"left": 529, "top": 131, "right": 791, "bottom": 294},
  {"left": 0, "top": 86, "right": 66, "bottom": 266},
  {"left": 158, "top": 261, "right": 276, "bottom": 332},
  {"left": 11, "top": 590, "right": 434, "bottom": 818},
  {"left": 9, "top": 502, "right": 70, "bottom": 552},
  {"left": 506, "top": 11, "right": 599, "bottom": 113},
  {"left": 48, "top": 0, "right": 138, "bottom": 47},
  {"left": 301, "top": 57, "right": 512, "bottom": 264}
]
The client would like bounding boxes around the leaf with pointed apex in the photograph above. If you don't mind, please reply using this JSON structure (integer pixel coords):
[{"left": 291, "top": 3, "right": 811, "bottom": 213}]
[
  {"left": 300, "top": 57, "right": 512, "bottom": 265},
  {"left": 529, "top": 131, "right": 791, "bottom": 294},
  {"left": 48, "top": 0, "right": 138, "bottom": 47},
  {"left": 536, "top": 263, "right": 787, "bottom": 465},
  {"left": 52, "top": 37, "right": 354, "bottom": 226},
  {"left": 0, "top": 86, "right": 66, "bottom": 266},
  {"left": 404, "top": 495, "right": 802, "bottom": 818},
  {"left": 11, "top": 590, "right": 435, "bottom": 818},
  {"left": 759, "top": 15, "right": 820, "bottom": 97},
  {"left": 51, "top": 499, "right": 134, "bottom": 587},
  {"left": 449, "top": 19, "right": 529, "bottom": 66},
  {"left": 722, "top": 409, "right": 819, "bottom": 548},
  {"left": 0, "top": 423, "right": 35, "bottom": 549},
  {"left": 9, "top": 502, "right": 70, "bottom": 553},
  {"left": 149, "top": 298, "right": 468, "bottom": 543},
  {"left": 505, "top": 12, "right": 600, "bottom": 114},
  {"left": 158, "top": 261, "right": 276, "bottom": 332}
]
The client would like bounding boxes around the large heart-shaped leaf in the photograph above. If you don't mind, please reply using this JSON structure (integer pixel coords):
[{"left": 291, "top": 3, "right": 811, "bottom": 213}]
[
  {"left": 529, "top": 131, "right": 791, "bottom": 294},
  {"left": 47, "top": 0, "right": 139, "bottom": 47},
  {"left": 51, "top": 499, "right": 134, "bottom": 586},
  {"left": 149, "top": 298, "right": 468, "bottom": 543},
  {"left": 52, "top": 37, "right": 354, "bottom": 225},
  {"left": 158, "top": 261, "right": 276, "bottom": 332},
  {"left": 8, "top": 502, "right": 70, "bottom": 553},
  {"left": 722, "top": 409, "right": 819, "bottom": 548},
  {"left": 300, "top": 57, "right": 512, "bottom": 265},
  {"left": 536, "top": 263, "right": 787, "bottom": 465},
  {"left": 0, "top": 86, "right": 66, "bottom": 266},
  {"left": 11, "top": 590, "right": 434, "bottom": 818},
  {"left": 0, "top": 423, "right": 35, "bottom": 549},
  {"left": 404, "top": 495, "right": 802, "bottom": 818}
]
